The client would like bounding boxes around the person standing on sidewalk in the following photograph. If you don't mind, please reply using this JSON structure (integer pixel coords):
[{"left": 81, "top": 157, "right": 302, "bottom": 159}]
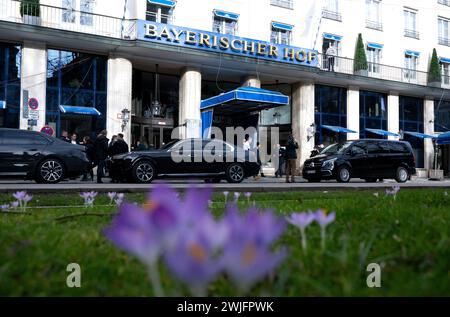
[
  {"left": 285, "top": 134, "right": 299, "bottom": 183},
  {"left": 94, "top": 130, "right": 109, "bottom": 184}
]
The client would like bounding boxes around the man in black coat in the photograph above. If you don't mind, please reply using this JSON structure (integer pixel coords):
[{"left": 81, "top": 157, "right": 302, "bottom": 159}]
[
  {"left": 93, "top": 130, "right": 109, "bottom": 183},
  {"left": 108, "top": 133, "right": 129, "bottom": 157},
  {"left": 285, "top": 133, "right": 299, "bottom": 183}
]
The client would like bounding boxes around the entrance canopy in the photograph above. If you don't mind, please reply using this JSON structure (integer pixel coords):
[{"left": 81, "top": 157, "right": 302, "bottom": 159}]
[
  {"left": 365, "top": 128, "right": 400, "bottom": 138},
  {"left": 200, "top": 87, "right": 289, "bottom": 115},
  {"left": 59, "top": 105, "right": 101, "bottom": 116},
  {"left": 403, "top": 131, "right": 436, "bottom": 139},
  {"left": 437, "top": 131, "right": 450, "bottom": 145},
  {"left": 322, "top": 125, "right": 356, "bottom": 134}
]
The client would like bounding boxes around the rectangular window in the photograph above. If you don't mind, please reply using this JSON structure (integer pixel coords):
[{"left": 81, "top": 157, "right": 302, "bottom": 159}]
[
  {"left": 322, "top": 0, "right": 341, "bottom": 21},
  {"left": 62, "top": 0, "right": 76, "bottom": 23},
  {"left": 146, "top": 3, "right": 173, "bottom": 24},
  {"left": 80, "top": 0, "right": 94, "bottom": 26},
  {"left": 441, "top": 61, "right": 450, "bottom": 85},
  {"left": 366, "top": 0, "right": 382, "bottom": 31},
  {"left": 404, "top": 53, "right": 418, "bottom": 80},
  {"left": 404, "top": 9, "right": 418, "bottom": 39},
  {"left": 439, "top": 17, "right": 450, "bottom": 46},
  {"left": 438, "top": 0, "right": 450, "bottom": 6},
  {"left": 213, "top": 17, "right": 237, "bottom": 35},
  {"left": 366, "top": 45, "right": 382, "bottom": 74},
  {"left": 270, "top": 0, "right": 293, "bottom": 10},
  {"left": 322, "top": 36, "right": 341, "bottom": 69},
  {"left": 271, "top": 23, "right": 292, "bottom": 45}
]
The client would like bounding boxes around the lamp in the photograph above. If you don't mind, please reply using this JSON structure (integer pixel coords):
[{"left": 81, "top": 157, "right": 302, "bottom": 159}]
[
  {"left": 121, "top": 108, "right": 130, "bottom": 132},
  {"left": 307, "top": 123, "right": 316, "bottom": 142}
]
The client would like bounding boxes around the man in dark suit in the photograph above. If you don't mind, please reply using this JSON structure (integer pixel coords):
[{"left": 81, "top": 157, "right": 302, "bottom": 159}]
[
  {"left": 93, "top": 130, "right": 109, "bottom": 183},
  {"left": 285, "top": 133, "right": 299, "bottom": 183}
]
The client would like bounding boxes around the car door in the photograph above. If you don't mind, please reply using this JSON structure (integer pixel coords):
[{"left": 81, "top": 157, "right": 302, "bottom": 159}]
[
  {"left": 347, "top": 141, "right": 370, "bottom": 178},
  {"left": 202, "top": 140, "right": 228, "bottom": 174},
  {"left": 0, "top": 131, "right": 10, "bottom": 174},
  {"left": 0, "top": 130, "right": 48, "bottom": 175},
  {"left": 164, "top": 139, "right": 194, "bottom": 175}
]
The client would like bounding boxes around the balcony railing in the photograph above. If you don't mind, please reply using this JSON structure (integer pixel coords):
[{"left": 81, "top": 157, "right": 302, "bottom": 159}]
[
  {"left": 270, "top": 0, "right": 294, "bottom": 10},
  {"left": 366, "top": 20, "right": 383, "bottom": 31},
  {"left": 438, "top": 0, "right": 450, "bottom": 6},
  {"left": 145, "top": 11, "right": 173, "bottom": 24},
  {"left": 439, "top": 37, "right": 450, "bottom": 46},
  {"left": 0, "top": 0, "right": 137, "bottom": 39},
  {"left": 404, "top": 29, "right": 420, "bottom": 39},
  {"left": 322, "top": 10, "right": 342, "bottom": 22},
  {"left": 317, "top": 54, "right": 429, "bottom": 86}
]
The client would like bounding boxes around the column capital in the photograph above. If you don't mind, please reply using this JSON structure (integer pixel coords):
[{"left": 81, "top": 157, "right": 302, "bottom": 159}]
[
  {"left": 180, "top": 66, "right": 202, "bottom": 74},
  {"left": 347, "top": 85, "right": 359, "bottom": 91},
  {"left": 23, "top": 41, "right": 46, "bottom": 50},
  {"left": 424, "top": 96, "right": 435, "bottom": 101},
  {"left": 388, "top": 91, "right": 399, "bottom": 96}
]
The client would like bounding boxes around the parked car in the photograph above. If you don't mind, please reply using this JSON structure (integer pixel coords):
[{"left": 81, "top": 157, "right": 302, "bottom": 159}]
[
  {"left": 302, "top": 139, "right": 416, "bottom": 183},
  {"left": 109, "top": 139, "right": 261, "bottom": 183},
  {"left": 0, "top": 128, "right": 90, "bottom": 183}
]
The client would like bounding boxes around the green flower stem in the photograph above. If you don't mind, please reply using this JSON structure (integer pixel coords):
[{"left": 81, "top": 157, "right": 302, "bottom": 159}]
[{"left": 148, "top": 264, "right": 164, "bottom": 297}]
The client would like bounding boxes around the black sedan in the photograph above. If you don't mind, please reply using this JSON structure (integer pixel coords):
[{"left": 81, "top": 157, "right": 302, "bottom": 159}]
[
  {"left": 0, "top": 128, "right": 90, "bottom": 183},
  {"left": 109, "top": 139, "right": 261, "bottom": 183}
]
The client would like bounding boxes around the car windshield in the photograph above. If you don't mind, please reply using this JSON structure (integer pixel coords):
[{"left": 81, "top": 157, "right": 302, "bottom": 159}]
[
  {"left": 161, "top": 140, "right": 179, "bottom": 150},
  {"left": 321, "top": 142, "right": 353, "bottom": 155}
]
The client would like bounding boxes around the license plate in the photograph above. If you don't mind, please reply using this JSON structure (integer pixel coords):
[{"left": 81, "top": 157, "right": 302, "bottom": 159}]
[{"left": 306, "top": 170, "right": 316, "bottom": 174}]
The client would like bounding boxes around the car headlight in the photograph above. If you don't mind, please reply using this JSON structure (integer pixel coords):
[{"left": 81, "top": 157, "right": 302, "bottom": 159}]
[{"left": 321, "top": 158, "right": 337, "bottom": 171}]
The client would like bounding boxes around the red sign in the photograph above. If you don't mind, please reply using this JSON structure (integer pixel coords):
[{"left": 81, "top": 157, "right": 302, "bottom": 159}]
[
  {"left": 41, "top": 125, "right": 54, "bottom": 136},
  {"left": 28, "top": 98, "right": 39, "bottom": 110}
]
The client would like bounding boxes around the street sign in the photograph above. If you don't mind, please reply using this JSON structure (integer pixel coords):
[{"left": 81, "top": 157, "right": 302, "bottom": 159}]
[
  {"left": 29, "top": 110, "right": 39, "bottom": 120},
  {"left": 28, "top": 98, "right": 39, "bottom": 110},
  {"left": 41, "top": 125, "right": 54, "bottom": 136},
  {"left": 28, "top": 119, "right": 37, "bottom": 127}
]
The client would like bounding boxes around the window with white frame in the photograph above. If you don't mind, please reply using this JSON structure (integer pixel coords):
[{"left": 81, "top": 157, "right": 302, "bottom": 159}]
[
  {"left": 322, "top": 35, "right": 341, "bottom": 68},
  {"left": 62, "top": 0, "right": 76, "bottom": 23},
  {"left": 271, "top": 24, "right": 292, "bottom": 45},
  {"left": 80, "top": 0, "right": 94, "bottom": 26},
  {"left": 146, "top": 3, "right": 173, "bottom": 24},
  {"left": 322, "top": 0, "right": 341, "bottom": 21},
  {"left": 439, "top": 17, "right": 450, "bottom": 46},
  {"left": 404, "top": 9, "right": 418, "bottom": 39},
  {"left": 213, "top": 16, "right": 237, "bottom": 35},
  {"left": 404, "top": 52, "right": 418, "bottom": 80},
  {"left": 366, "top": 0, "right": 382, "bottom": 31},
  {"left": 441, "top": 60, "right": 450, "bottom": 85},
  {"left": 366, "top": 45, "right": 382, "bottom": 74},
  {"left": 62, "top": 0, "right": 95, "bottom": 26},
  {"left": 270, "top": 0, "right": 294, "bottom": 10},
  {"left": 438, "top": 0, "right": 450, "bottom": 7}
]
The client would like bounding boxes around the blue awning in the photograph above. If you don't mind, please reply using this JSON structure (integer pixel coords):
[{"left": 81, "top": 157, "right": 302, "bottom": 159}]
[
  {"left": 405, "top": 50, "right": 420, "bottom": 57},
  {"left": 271, "top": 22, "right": 293, "bottom": 31},
  {"left": 403, "top": 131, "right": 436, "bottom": 139},
  {"left": 201, "top": 110, "right": 214, "bottom": 139},
  {"left": 59, "top": 105, "right": 101, "bottom": 116},
  {"left": 213, "top": 10, "right": 239, "bottom": 21},
  {"left": 0, "top": 100, "right": 5, "bottom": 109},
  {"left": 201, "top": 87, "right": 289, "bottom": 115},
  {"left": 322, "top": 125, "right": 357, "bottom": 134},
  {"left": 365, "top": 128, "right": 400, "bottom": 137},
  {"left": 323, "top": 33, "right": 342, "bottom": 41},
  {"left": 437, "top": 131, "right": 450, "bottom": 145},
  {"left": 367, "top": 43, "right": 383, "bottom": 49},
  {"left": 148, "top": 0, "right": 176, "bottom": 7},
  {"left": 440, "top": 57, "right": 450, "bottom": 64}
]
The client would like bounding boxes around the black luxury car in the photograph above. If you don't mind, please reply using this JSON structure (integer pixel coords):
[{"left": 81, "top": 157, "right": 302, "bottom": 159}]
[
  {"left": 0, "top": 128, "right": 90, "bottom": 183},
  {"left": 302, "top": 139, "right": 416, "bottom": 183},
  {"left": 109, "top": 139, "right": 261, "bottom": 183}
]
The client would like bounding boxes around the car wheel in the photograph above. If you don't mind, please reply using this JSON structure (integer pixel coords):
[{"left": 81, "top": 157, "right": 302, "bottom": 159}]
[
  {"left": 364, "top": 178, "right": 378, "bottom": 183},
  {"left": 336, "top": 166, "right": 351, "bottom": 183},
  {"left": 226, "top": 163, "right": 245, "bottom": 183},
  {"left": 132, "top": 161, "right": 155, "bottom": 183},
  {"left": 36, "top": 158, "right": 65, "bottom": 184},
  {"left": 395, "top": 166, "right": 409, "bottom": 183}
]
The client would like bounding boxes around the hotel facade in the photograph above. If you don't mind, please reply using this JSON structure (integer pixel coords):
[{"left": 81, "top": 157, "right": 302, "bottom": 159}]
[{"left": 1, "top": 0, "right": 450, "bottom": 175}]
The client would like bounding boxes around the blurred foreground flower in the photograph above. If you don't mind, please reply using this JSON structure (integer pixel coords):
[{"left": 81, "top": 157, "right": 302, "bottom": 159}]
[
  {"left": 1, "top": 204, "right": 9, "bottom": 211},
  {"left": 386, "top": 186, "right": 401, "bottom": 200},
  {"left": 80, "top": 192, "right": 97, "bottom": 208},
  {"left": 286, "top": 212, "right": 315, "bottom": 252},
  {"left": 107, "top": 192, "right": 117, "bottom": 205},
  {"left": 314, "top": 209, "right": 336, "bottom": 251},
  {"left": 244, "top": 192, "right": 252, "bottom": 203},
  {"left": 105, "top": 184, "right": 286, "bottom": 296},
  {"left": 13, "top": 191, "right": 32, "bottom": 212},
  {"left": 223, "top": 191, "right": 229, "bottom": 203}
]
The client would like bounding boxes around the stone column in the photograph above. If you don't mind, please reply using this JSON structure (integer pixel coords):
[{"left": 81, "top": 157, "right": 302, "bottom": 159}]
[
  {"left": 292, "top": 82, "right": 315, "bottom": 173},
  {"left": 179, "top": 67, "right": 202, "bottom": 139},
  {"left": 107, "top": 55, "right": 133, "bottom": 144},
  {"left": 424, "top": 97, "right": 435, "bottom": 170},
  {"left": 241, "top": 75, "right": 261, "bottom": 88},
  {"left": 20, "top": 41, "right": 47, "bottom": 131},
  {"left": 387, "top": 92, "right": 400, "bottom": 140},
  {"left": 346, "top": 86, "right": 360, "bottom": 140}
]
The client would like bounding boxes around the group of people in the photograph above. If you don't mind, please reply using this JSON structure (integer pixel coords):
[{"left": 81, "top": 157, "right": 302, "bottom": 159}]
[{"left": 59, "top": 130, "right": 129, "bottom": 183}]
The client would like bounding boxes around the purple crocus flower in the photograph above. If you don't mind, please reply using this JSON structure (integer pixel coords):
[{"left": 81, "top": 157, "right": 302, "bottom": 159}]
[
  {"left": 234, "top": 192, "right": 240, "bottom": 203},
  {"left": 80, "top": 192, "right": 98, "bottom": 208},
  {"left": 10, "top": 201, "right": 19, "bottom": 209},
  {"left": 223, "top": 191, "right": 229, "bottom": 203},
  {"left": 13, "top": 191, "right": 27, "bottom": 201},
  {"left": 114, "top": 193, "right": 125, "bottom": 206},
  {"left": 314, "top": 209, "right": 336, "bottom": 251},
  {"left": 386, "top": 186, "right": 401, "bottom": 200},
  {"left": 23, "top": 195, "right": 33, "bottom": 203},
  {"left": 1, "top": 204, "right": 10, "bottom": 211},
  {"left": 286, "top": 212, "right": 315, "bottom": 251},
  {"left": 244, "top": 192, "right": 252, "bottom": 203},
  {"left": 108, "top": 192, "right": 117, "bottom": 204}
]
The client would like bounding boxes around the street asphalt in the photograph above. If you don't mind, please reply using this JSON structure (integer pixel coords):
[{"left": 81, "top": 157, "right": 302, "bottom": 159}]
[{"left": 0, "top": 176, "right": 449, "bottom": 193}]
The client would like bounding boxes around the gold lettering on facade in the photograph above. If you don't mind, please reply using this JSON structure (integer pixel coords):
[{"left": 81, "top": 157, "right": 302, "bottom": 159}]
[
  {"left": 219, "top": 37, "right": 230, "bottom": 49},
  {"left": 199, "top": 33, "right": 211, "bottom": 47},
  {"left": 257, "top": 43, "right": 267, "bottom": 56},
  {"left": 185, "top": 31, "right": 197, "bottom": 44},
  {"left": 231, "top": 39, "right": 243, "bottom": 52},
  {"left": 268, "top": 45, "right": 278, "bottom": 57}
]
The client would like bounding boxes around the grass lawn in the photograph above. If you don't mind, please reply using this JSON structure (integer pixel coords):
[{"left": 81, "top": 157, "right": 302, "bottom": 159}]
[{"left": 0, "top": 188, "right": 449, "bottom": 296}]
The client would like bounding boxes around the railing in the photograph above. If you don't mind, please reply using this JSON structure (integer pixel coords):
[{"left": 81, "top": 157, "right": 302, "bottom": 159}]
[
  {"left": 438, "top": 0, "right": 450, "bottom": 6},
  {"left": 0, "top": 0, "right": 137, "bottom": 39},
  {"left": 145, "top": 11, "right": 173, "bottom": 24},
  {"left": 404, "top": 29, "right": 419, "bottom": 39},
  {"left": 366, "top": 20, "right": 383, "bottom": 31},
  {"left": 270, "top": 0, "right": 294, "bottom": 9},
  {"left": 317, "top": 54, "right": 429, "bottom": 87},
  {"left": 439, "top": 37, "right": 450, "bottom": 46},
  {"left": 322, "top": 9, "right": 342, "bottom": 22}
]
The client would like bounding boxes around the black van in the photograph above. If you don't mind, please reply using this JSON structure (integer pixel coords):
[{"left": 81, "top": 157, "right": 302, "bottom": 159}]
[{"left": 302, "top": 139, "right": 416, "bottom": 183}]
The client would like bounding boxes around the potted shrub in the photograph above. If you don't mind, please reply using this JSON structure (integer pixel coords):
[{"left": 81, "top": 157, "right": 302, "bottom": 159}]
[
  {"left": 428, "top": 48, "right": 441, "bottom": 88},
  {"left": 353, "top": 33, "right": 368, "bottom": 76},
  {"left": 20, "top": 0, "right": 41, "bottom": 26}
]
